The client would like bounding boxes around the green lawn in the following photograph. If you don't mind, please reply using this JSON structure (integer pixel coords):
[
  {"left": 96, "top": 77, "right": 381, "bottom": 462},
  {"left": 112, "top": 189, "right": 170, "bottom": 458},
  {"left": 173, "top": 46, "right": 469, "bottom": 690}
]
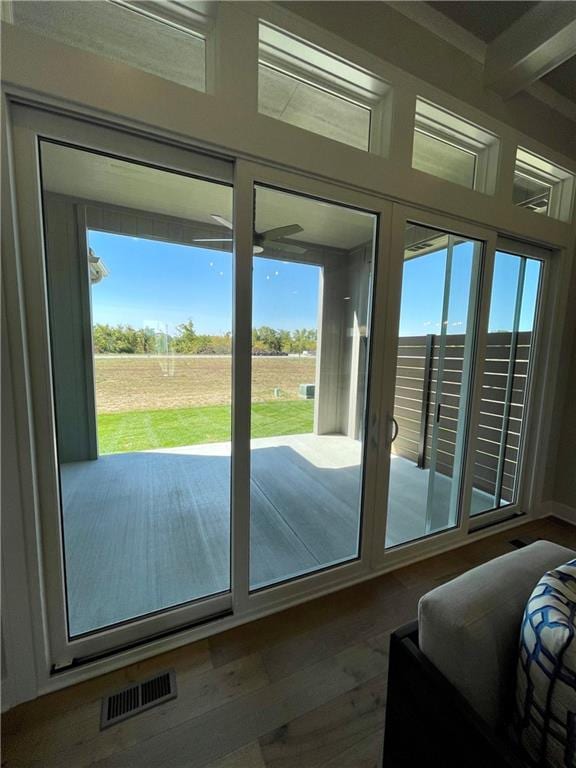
[{"left": 97, "top": 400, "right": 314, "bottom": 454}]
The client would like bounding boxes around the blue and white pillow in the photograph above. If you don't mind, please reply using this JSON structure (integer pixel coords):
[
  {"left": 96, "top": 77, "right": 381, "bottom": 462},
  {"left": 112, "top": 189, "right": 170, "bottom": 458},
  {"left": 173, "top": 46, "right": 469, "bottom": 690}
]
[{"left": 515, "top": 560, "right": 576, "bottom": 767}]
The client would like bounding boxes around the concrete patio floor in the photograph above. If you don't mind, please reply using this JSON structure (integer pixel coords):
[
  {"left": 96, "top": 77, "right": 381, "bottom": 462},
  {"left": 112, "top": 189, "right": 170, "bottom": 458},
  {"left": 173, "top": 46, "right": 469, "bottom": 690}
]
[{"left": 61, "top": 434, "right": 492, "bottom": 635}]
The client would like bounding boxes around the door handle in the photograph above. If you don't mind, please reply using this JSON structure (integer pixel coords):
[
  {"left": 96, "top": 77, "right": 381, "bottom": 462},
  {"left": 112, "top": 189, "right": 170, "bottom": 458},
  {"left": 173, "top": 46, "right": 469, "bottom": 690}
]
[
  {"left": 391, "top": 416, "right": 399, "bottom": 443},
  {"left": 436, "top": 402, "right": 442, "bottom": 423}
]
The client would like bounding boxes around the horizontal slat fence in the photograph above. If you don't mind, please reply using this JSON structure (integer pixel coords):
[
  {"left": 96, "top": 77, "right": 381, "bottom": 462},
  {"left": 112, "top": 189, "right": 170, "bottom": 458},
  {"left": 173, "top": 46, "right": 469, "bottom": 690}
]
[{"left": 392, "top": 331, "right": 533, "bottom": 503}]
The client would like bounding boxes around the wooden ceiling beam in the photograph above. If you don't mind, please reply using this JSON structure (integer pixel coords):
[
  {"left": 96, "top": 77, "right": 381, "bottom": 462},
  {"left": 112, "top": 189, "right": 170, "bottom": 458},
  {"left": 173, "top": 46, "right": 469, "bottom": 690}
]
[{"left": 484, "top": 2, "right": 576, "bottom": 99}]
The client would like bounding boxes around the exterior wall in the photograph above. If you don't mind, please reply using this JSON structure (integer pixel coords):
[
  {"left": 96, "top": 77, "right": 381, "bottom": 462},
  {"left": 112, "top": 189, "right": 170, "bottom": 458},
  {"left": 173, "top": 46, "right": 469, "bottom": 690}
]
[
  {"left": 44, "top": 194, "right": 97, "bottom": 463},
  {"left": 315, "top": 244, "right": 371, "bottom": 439},
  {"left": 343, "top": 246, "right": 371, "bottom": 441},
  {"left": 315, "top": 260, "right": 347, "bottom": 434}
]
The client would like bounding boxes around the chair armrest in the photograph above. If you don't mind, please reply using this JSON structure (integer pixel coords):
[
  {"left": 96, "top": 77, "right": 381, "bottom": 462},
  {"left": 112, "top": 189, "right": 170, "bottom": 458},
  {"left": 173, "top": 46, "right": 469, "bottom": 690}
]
[
  {"left": 383, "top": 623, "right": 526, "bottom": 768},
  {"left": 419, "top": 540, "right": 576, "bottom": 727}
]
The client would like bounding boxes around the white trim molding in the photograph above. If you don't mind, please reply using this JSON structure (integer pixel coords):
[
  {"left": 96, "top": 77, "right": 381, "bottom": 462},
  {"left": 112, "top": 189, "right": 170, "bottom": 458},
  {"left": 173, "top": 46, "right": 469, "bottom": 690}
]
[{"left": 538, "top": 500, "right": 576, "bottom": 525}]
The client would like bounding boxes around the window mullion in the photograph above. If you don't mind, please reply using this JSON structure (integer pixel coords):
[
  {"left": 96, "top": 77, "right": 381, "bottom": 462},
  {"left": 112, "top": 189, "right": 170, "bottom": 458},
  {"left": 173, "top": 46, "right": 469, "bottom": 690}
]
[
  {"left": 459, "top": 234, "right": 497, "bottom": 536},
  {"left": 231, "top": 160, "right": 255, "bottom": 615}
]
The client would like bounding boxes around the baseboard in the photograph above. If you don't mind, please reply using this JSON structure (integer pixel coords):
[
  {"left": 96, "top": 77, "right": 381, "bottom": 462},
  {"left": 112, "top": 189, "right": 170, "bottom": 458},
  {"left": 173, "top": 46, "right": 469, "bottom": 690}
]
[{"left": 539, "top": 500, "right": 576, "bottom": 525}]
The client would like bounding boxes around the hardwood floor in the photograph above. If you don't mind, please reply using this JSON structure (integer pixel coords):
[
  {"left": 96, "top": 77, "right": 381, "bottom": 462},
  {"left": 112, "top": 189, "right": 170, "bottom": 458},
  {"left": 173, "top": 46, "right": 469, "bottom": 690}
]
[{"left": 3, "top": 516, "right": 576, "bottom": 768}]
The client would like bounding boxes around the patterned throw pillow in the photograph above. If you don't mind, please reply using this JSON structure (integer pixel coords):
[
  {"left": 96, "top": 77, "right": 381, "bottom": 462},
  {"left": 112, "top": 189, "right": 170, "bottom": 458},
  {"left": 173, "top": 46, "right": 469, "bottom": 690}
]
[{"left": 515, "top": 560, "right": 576, "bottom": 768}]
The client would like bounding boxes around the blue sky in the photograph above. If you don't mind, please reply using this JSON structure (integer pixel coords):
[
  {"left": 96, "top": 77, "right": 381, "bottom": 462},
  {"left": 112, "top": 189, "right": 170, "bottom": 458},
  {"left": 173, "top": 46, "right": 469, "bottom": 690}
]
[
  {"left": 88, "top": 230, "right": 320, "bottom": 334},
  {"left": 89, "top": 231, "right": 540, "bottom": 338},
  {"left": 399, "top": 243, "right": 540, "bottom": 335}
]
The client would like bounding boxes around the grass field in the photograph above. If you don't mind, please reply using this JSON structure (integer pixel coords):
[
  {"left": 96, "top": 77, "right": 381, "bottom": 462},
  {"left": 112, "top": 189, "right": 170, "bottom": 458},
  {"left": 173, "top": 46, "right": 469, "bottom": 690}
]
[
  {"left": 97, "top": 400, "right": 315, "bottom": 454},
  {"left": 94, "top": 355, "right": 317, "bottom": 453},
  {"left": 95, "top": 355, "right": 317, "bottom": 412}
]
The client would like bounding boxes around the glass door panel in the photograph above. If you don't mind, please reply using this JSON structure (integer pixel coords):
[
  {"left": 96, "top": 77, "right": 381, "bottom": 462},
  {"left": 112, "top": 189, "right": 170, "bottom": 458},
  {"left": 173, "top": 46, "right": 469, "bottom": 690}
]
[
  {"left": 470, "top": 251, "right": 542, "bottom": 515},
  {"left": 385, "top": 223, "right": 482, "bottom": 548},
  {"left": 39, "top": 140, "right": 233, "bottom": 636},
  {"left": 249, "top": 185, "right": 378, "bottom": 589}
]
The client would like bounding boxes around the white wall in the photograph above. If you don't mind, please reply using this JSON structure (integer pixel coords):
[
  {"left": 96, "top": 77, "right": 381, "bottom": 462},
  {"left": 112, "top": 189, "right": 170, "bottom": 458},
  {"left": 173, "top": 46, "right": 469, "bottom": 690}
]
[
  {"left": 552, "top": 251, "right": 576, "bottom": 512},
  {"left": 1, "top": 294, "right": 39, "bottom": 712}
]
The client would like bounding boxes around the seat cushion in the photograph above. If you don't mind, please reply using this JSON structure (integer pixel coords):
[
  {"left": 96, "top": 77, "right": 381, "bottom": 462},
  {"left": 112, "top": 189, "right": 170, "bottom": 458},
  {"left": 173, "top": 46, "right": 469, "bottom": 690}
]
[
  {"left": 514, "top": 561, "right": 576, "bottom": 767},
  {"left": 419, "top": 541, "right": 576, "bottom": 729}
]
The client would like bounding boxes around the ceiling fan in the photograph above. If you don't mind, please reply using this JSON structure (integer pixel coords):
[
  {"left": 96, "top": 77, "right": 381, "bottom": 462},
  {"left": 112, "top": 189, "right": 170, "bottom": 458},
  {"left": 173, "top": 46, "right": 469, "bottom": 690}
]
[{"left": 193, "top": 214, "right": 307, "bottom": 255}]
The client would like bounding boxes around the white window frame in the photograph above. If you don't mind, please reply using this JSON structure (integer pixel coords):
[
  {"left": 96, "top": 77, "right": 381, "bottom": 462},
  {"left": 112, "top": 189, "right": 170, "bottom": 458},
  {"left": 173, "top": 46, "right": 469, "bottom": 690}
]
[
  {"left": 2, "top": 0, "right": 575, "bottom": 703},
  {"left": 7, "top": 102, "right": 394, "bottom": 674},
  {"left": 467, "top": 237, "right": 557, "bottom": 532},
  {"left": 231, "top": 160, "right": 392, "bottom": 618},
  {"left": 9, "top": 105, "right": 236, "bottom": 669},
  {"left": 369, "top": 204, "right": 498, "bottom": 569},
  {"left": 412, "top": 97, "right": 500, "bottom": 194},
  {"left": 10, "top": 0, "right": 215, "bottom": 95},
  {"left": 514, "top": 146, "right": 575, "bottom": 222},
  {"left": 110, "top": 0, "right": 213, "bottom": 39},
  {"left": 258, "top": 20, "right": 392, "bottom": 155},
  {"left": 111, "top": 0, "right": 217, "bottom": 93}
]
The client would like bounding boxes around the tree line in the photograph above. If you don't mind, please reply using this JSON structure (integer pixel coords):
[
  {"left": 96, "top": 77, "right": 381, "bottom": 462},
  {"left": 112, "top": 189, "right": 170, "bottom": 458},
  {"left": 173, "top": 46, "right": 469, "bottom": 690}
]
[{"left": 92, "top": 321, "right": 317, "bottom": 355}]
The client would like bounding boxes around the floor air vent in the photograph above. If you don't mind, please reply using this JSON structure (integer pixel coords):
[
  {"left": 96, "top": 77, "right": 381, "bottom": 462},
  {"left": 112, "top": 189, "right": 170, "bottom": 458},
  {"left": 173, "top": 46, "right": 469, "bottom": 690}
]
[
  {"left": 101, "top": 670, "right": 176, "bottom": 729},
  {"left": 509, "top": 536, "right": 538, "bottom": 549}
]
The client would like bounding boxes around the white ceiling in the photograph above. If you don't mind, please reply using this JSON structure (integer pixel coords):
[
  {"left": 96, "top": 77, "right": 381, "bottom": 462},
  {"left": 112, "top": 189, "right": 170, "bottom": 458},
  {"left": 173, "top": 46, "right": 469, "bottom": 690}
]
[{"left": 41, "top": 142, "right": 376, "bottom": 251}]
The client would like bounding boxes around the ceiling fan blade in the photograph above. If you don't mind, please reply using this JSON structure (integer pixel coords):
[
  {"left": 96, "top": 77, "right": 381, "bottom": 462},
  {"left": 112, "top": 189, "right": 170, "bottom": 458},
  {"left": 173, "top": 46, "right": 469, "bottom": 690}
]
[
  {"left": 193, "top": 238, "right": 233, "bottom": 242},
  {"left": 260, "top": 224, "right": 303, "bottom": 241},
  {"left": 265, "top": 240, "right": 307, "bottom": 255},
  {"left": 210, "top": 214, "right": 233, "bottom": 230}
]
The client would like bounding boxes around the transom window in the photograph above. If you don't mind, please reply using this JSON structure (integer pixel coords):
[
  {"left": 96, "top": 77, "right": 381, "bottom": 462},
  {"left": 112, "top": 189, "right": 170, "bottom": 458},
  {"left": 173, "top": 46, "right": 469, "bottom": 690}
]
[
  {"left": 412, "top": 97, "right": 500, "bottom": 194},
  {"left": 258, "top": 22, "right": 391, "bottom": 152},
  {"left": 12, "top": 0, "right": 209, "bottom": 92},
  {"left": 514, "top": 147, "right": 575, "bottom": 222}
]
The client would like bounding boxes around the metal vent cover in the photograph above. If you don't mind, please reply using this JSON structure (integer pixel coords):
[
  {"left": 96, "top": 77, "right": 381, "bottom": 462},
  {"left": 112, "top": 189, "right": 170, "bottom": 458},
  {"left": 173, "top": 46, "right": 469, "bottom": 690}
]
[
  {"left": 101, "top": 669, "right": 176, "bottom": 729},
  {"left": 509, "top": 536, "right": 538, "bottom": 549}
]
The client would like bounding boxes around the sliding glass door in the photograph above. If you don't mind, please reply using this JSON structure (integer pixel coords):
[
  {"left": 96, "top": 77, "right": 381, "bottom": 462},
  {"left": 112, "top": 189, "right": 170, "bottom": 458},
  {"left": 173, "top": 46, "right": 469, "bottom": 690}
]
[
  {"left": 11, "top": 106, "right": 243, "bottom": 665},
  {"left": 11, "top": 104, "right": 548, "bottom": 671},
  {"left": 382, "top": 218, "right": 547, "bottom": 550},
  {"left": 249, "top": 185, "right": 378, "bottom": 589},
  {"left": 39, "top": 140, "right": 235, "bottom": 638},
  {"left": 12, "top": 106, "right": 387, "bottom": 667},
  {"left": 385, "top": 223, "right": 483, "bottom": 547},
  {"left": 469, "top": 249, "right": 543, "bottom": 519}
]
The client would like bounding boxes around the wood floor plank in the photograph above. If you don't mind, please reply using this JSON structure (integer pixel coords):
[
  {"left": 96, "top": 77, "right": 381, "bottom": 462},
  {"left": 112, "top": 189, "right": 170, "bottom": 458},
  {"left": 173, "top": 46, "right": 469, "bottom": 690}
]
[
  {"left": 392, "top": 546, "right": 479, "bottom": 591},
  {"left": 259, "top": 580, "right": 417, "bottom": 683},
  {"left": 208, "top": 571, "right": 406, "bottom": 673},
  {"left": 4, "top": 517, "right": 575, "bottom": 768},
  {"left": 3, "top": 653, "right": 268, "bottom": 768},
  {"left": 316, "top": 729, "right": 383, "bottom": 768},
  {"left": 258, "top": 674, "right": 386, "bottom": 768},
  {"left": 89, "top": 641, "right": 390, "bottom": 768},
  {"left": 205, "top": 743, "right": 266, "bottom": 768},
  {"left": 2, "top": 639, "right": 211, "bottom": 733}
]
